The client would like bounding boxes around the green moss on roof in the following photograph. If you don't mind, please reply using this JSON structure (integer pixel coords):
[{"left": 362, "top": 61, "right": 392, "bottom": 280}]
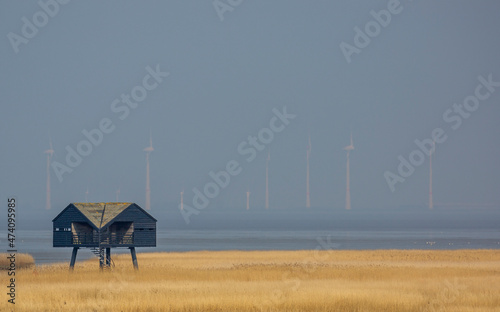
[{"left": 72, "top": 203, "right": 132, "bottom": 229}]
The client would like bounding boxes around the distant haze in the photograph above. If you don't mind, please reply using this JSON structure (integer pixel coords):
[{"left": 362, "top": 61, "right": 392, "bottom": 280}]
[{"left": 1, "top": 1, "right": 499, "bottom": 229}]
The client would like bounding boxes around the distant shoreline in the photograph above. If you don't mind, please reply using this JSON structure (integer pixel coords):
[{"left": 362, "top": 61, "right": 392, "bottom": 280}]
[{"left": 14, "top": 227, "right": 500, "bottom": 266}]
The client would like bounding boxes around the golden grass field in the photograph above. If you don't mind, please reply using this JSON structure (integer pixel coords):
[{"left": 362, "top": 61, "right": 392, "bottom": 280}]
[
  {"left": 2, "top": 249, "right": 499, "bottom": 312},
  {"left": 0, "top": 253, "right": 34, "bottom": 270}
]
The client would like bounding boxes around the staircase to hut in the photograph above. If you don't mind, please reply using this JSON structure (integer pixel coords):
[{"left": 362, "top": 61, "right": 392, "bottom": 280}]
[{"left": 90, "top": 247, "right": 114, "bottom": 270}]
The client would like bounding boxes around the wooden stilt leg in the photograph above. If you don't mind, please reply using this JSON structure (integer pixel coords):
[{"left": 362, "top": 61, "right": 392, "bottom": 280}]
[
  {"left": 130, "top": 247, "right": 138, "bottom": 270},
  {"left": 69, "top": 247, "right": 78, "bottom": 271},
  {"left": 106, "top": 248, "right": 111, "bottom": 267},
  {"left": 99, "top": 247, "right": 104, "bottom": 270}
]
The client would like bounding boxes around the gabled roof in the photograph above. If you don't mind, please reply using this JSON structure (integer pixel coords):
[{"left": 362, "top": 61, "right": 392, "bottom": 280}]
[
  {"left": 72, "top": 203, "right": 131, "bottom": 229},
  {"left": 52, "top": 202, "right": 157, "bottom": 229}
]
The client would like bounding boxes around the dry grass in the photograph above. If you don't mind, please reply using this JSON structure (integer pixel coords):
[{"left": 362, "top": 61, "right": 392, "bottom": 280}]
[
  {"left": 0, "top": 253, "right": 35, "bottom": 270},
  {"left": 3, "top": 249, "right": 500, "bottom": 311}
]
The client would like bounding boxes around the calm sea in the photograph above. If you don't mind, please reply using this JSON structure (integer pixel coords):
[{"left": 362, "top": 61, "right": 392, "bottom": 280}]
[
  {"left": 5, "top": 208, "right": 500, "bottom": 265},
  {"left": 7, "top": 228, "right": 499, "bottom": 265}
]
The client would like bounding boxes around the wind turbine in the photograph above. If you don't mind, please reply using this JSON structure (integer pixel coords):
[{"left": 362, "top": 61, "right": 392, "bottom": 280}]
[
  {"left": 85, "top": 187, "right": 89, "bottom": 203},
  {"left": 44, "top": 136, "right": 54, "bottom": 210},
  {"left": 429, "top": 141, "right": 435, "bottom": 210},
  {"left": 306, "top": 136, "right": 311, "bottom": 208},
  {"left": 343, "top": 133, "right": 354, "bottom": 210},
  {"left": 116, "top": 188, "right": 120, "bottom": 202},
  {"left": 265, "top": 150, "right": 270, "bottom": 209},
  {"left": 144, "top": 130, "right": 154, "bottom": 210},
  {"left": 246, "top": 189, "right": 250, "bottom": 210}
]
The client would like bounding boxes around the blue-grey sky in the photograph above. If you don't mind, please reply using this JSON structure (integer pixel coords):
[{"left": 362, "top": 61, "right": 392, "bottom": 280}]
[{"left": 1, "top": 1, "right": 499, "bottom": 222}]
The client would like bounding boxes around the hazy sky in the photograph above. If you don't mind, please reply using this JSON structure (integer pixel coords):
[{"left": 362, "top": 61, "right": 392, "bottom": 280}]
[{"left": 1, "top": 1, "right": 499, "bottom": 221}]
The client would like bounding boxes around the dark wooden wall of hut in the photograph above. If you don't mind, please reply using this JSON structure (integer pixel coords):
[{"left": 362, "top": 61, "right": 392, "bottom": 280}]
[
  {"left": 53, "top": 204, "right": 156, "bottom": 248},
  {"left": 53, "top": 205, "right": 91, "bottom": 247},
  {"left": 110, "top": 204, "right": 156, "bottom": 247}
]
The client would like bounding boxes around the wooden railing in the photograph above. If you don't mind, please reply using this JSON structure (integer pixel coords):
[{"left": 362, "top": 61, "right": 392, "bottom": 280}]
[{"left": 72, "top": 233, "right": 134, "bottom": 245}]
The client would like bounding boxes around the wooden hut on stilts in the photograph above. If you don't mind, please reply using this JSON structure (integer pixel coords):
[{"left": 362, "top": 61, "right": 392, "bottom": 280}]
[{"left": 52, "top": 203, "right": 156, "bottom": 270}]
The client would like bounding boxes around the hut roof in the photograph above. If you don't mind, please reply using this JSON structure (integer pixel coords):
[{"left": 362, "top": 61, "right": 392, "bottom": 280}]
[{"left": 72, "top": 202, "right": 131, "bottom": 229}]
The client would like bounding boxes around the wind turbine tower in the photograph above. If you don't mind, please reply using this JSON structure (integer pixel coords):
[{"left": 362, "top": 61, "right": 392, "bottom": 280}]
[
  {"left": 265, "top": 151, "right": 270, "bottom": 209},
  {"left": 306, "top": 136, "right": 311, "bottom": 208},
  {"left": 180, "top": 190, "right": 184, "bottom": 211},
  {"left": 246, "top": 190, "right": 250, "bottom": 210},
  {"left": 44, "top": 136, "right": 54, "bottom": 210},
  {"left": 116, "top": 188, "right": 120, "bottom": 202},
  {"left": 144, "top": 130, "right": 154, "bottom": 210},
  {"left": 343, "top": 133, "right": 354, "bottom": 210},
  {"left": 429, "top": 141, "right": 435, "bottom": 210},
  {"left": 85, "top": 187, "right": 89, "bottom": 203}
]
